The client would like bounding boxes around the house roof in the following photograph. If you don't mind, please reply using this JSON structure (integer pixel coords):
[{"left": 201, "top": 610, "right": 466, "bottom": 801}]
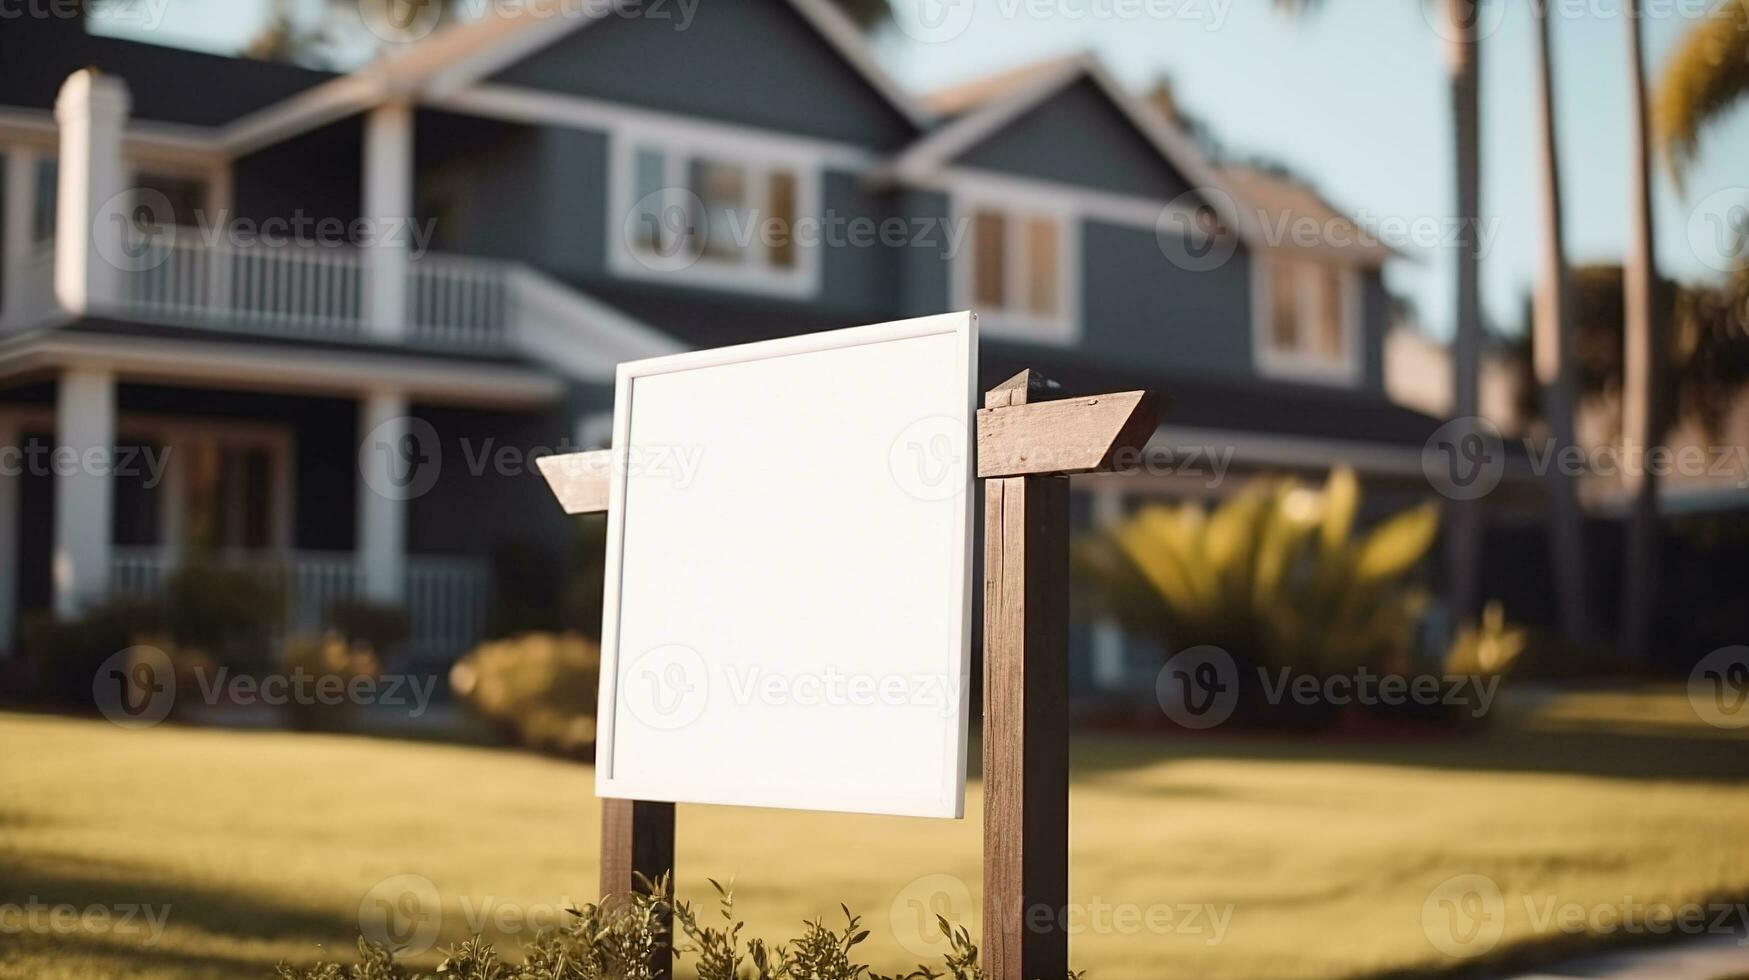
[
  {"left": 0, "top": 17, "right": 334, "bottom": 128},
  {"left": 906, "top": 54, "right": 1396, "bottom": 268}
]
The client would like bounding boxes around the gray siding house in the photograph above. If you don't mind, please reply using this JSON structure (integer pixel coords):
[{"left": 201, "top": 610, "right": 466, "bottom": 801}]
[{"left": 0, "top": 0, "right": 1443, "bottom": 689}]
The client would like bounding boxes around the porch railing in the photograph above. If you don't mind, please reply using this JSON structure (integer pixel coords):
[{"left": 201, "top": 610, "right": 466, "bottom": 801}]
[
  {"left": 109, "top": 549, "right": 490, "bottom": 663},
  {"left": 6, "top": 228, "right": 516, "bottom": 350}
]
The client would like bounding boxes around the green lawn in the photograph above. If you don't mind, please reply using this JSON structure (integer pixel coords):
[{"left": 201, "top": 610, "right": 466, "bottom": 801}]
[{"left": 2, "top": 689, "right": 1747, "bottom": 980}]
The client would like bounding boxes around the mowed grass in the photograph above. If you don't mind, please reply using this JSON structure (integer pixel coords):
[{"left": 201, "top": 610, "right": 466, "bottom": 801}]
[{"left": 2, "top": 688, "right": 1748, "bottom": 980}]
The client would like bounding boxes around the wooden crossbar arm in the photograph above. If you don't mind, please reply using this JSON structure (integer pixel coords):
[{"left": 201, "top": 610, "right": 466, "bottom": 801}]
[
  {"left": 535, "top": 449, "right": 613, "bottom": 515},
  {"left": 976, "top": 389, "right": 1164, "bottom": 478}
]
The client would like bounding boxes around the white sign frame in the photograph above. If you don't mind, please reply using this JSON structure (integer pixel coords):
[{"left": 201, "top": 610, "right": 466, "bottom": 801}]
[{"left": 594, "top": 312, "right": 978, "bottom": 818}]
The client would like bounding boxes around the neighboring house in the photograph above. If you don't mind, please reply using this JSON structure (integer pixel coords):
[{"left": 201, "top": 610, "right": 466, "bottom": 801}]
[{"left": 0, "top": 0, "right": 1446, "bottom": 685}]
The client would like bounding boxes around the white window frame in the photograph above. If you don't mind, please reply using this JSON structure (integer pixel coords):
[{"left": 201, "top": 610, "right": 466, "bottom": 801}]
[
  {"left": 952, "top": 193, "right": 1078, "bottom": 344},
  {"left": 1252, "top": 253, "right": 1363, "bottom": 387},
  {"left": 607, "top": 128, "right": 822, "bottom": 299}
]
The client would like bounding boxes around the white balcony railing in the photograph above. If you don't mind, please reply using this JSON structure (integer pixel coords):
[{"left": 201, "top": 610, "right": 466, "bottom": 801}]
[
  {"left": 6, "top": 228, "right": 515, "bottom": 350},
  {"left": 109, "top": 548, "right": 490, "bottom": 662}
]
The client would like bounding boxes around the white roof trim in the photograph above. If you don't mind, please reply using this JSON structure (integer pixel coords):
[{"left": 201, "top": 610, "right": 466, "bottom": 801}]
[{"left": 880, "top": 54, "right": 1260, "bottom": 246}]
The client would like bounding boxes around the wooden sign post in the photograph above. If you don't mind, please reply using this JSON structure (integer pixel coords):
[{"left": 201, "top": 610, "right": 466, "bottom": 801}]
[{"left": 539, "top": 367, "right": 1163, "bottom": 980}]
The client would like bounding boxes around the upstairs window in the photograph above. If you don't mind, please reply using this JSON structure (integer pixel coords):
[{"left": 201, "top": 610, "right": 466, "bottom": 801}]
[
  {"left": 1258, "top": 255, "right": 1359, "bottom": 384},
  {"left": 615, "top": 136, "right": 815, "bottom": 296},
  {"left": 962, "top": 203, "right": 1073, "bottom": 342}
]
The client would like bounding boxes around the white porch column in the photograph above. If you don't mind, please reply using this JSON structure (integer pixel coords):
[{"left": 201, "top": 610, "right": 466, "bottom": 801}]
[
  {"left": 0, "top": 418, "right": 17, "bottom": 653},
  {"left": 1090, "top": 484, "right": 1128, "bottom": 691},
  {"left": 362, "top": 101, "right": 413, "bottom": 338},
  {"left": 2, "top": 148, "right": 40, "bottom": 327},
  {"left": 54, "top": 70, "right": 131, "bottom": 316},
  {"left": 53, "top": 368, "right": 115, "bottom": 616},
  {"left": 356, "top": 390, "right": 409, "bottom": 603}
]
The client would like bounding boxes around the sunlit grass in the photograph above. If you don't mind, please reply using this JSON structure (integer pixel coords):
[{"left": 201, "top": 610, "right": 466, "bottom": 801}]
[{"left": 1, "top": 688, "right": 1746, "bottom": 980}]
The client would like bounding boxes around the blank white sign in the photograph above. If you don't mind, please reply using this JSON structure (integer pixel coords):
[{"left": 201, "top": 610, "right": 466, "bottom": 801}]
[{"left": 596, "top": 312, "right": 977, "bottom": 818}]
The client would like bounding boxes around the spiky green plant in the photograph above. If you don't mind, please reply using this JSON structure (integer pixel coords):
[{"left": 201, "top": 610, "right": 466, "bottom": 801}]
[{"left": 1075, "top": 467, "right": 1439, "bottom": 678}]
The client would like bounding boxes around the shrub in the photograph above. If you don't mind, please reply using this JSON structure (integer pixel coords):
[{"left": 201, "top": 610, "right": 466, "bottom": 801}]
[
  {"left": 278, "top": 633, "right": 385, "bottom": 732},
  {"left": 273, "top": 875, "right": 1083, "bottom": 980},
  {"left": 164, "top": 561, "right": 284, "bottom": 666},
  {"left": 21, "top": 597, "right": 165, "bottom": 705},
  {"left": 325, "top": 601, "right": 411, "bottom": 658},
  {"left": 449, "top": 632, "right": 600, "bottom": 756}
]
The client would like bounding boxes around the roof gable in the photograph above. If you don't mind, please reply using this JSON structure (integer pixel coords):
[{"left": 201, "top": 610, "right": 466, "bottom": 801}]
[
  {"left": 955, "top": 77, "right": 1192, "bottom": 200},
  {"left": 483, "top": 0, "right": 919, "bottom": 149}
]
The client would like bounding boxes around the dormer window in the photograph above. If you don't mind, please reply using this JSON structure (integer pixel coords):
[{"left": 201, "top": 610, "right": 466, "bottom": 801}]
[
  {"left": 612, "top": 134, "right": 818, "bottom": 297},
  {"left": 958, "top": 200, "right": 1075, "bottom": 343},
  {"left": 1255, "top": 254, "right": 1360, "bottom": 385}
]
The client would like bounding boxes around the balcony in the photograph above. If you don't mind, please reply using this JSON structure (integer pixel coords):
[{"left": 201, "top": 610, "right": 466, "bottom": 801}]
[
  {"left": 4, "top": 228, "right": 518, "bottom": 351},
  {"left": 109, "top": 548, "right": 491, "bottom": 663}
]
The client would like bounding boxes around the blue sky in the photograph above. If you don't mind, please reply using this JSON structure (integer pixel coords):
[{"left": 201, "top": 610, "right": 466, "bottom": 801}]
[{"left": 97, "top": 0, "right": 1749, "bottom": 341}]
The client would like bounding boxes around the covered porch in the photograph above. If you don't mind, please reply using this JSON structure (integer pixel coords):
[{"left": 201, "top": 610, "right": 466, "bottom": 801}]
[{"left": 0, "top": 330, "right": 574, "bottom": 663}]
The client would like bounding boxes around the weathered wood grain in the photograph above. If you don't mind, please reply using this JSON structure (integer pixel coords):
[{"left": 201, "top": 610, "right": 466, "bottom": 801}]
[
  {"left": 599, "top": 798, "right": 675, "bottom": 980},
  {"left": 976, "top": 390, "right": 1164, "bottom": 478}
]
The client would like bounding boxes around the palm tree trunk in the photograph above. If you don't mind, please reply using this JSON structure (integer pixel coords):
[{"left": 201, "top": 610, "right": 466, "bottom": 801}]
[
  {"left": 1445, "top": 0, "right": 1485, "bottom": 623},
  {"left": 1621, "top": 0, "right": 1665, "bottom": 663},
  {"left": 1532, "top": 5, "right": 1592, "bottom": 645}
]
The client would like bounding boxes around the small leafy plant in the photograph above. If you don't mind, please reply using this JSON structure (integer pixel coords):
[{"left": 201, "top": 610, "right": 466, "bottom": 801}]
[{"left": 273, "top": 874, "right": 1084, "bottom": 980}]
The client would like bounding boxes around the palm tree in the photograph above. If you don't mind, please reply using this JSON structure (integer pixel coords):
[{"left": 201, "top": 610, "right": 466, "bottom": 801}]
[
  {"left": 1274, "top": 0, "right": 1487, "bottom": 622},
  {"left": 1531, "top": 4, "right": 1591, "bottom": 645},
  {"left": 1655, "top": 0, "right": 1749, "bottom": 190},
  {"left": 1621, "top": 0, "right": 1665, "bottom": 664}
]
